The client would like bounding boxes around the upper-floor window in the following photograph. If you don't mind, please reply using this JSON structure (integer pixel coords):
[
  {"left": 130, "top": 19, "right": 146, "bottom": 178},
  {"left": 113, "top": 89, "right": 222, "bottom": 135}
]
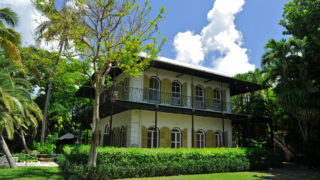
[
  {"left": 196, "top": 130, "right": 205, "bottom": 148},
  {"left": 214, "top": 88, "right": 221, "bottom": 111},
  {"left": 147, "top": 127, "right": 159, "bottom": 148},
  {"left": 196, "top": 85, "right": 204, "bottom": 108},
  {"left": 123, "top": 78, "right": 128, "bottom": 99},
  {"left": 149, "top": 77, "right": 160, "bottom": 102},
  {"left": 171, "top": 128, "right": 181, "bottom": 148},
  {"left": 172, "top": 81, "right": 181, "bottom": 105}
]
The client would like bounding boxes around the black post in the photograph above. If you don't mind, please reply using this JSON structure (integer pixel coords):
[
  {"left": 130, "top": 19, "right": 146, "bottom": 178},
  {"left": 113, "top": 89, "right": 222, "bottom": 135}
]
[{"left": 191, "top": 74, "right": 194, "bottom": 148}]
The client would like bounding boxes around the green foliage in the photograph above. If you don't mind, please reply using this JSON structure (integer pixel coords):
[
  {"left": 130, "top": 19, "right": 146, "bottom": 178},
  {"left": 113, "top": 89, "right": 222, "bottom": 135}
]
[
  {"left": 32, "top": 133, "right": 58, "bottom": 154},
  {"left": 12, "top": 153, "right": 38, "bottom": 162},
  {"left": 58, "top": 145, "right": 282, "bottom": 179}
]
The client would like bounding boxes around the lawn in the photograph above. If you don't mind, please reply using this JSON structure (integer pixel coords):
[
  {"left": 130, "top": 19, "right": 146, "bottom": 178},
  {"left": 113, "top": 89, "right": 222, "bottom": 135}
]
[
  {"left": 0, "top": 167, "right": 62, "bottom": 180},
  {"left": 122, "top": 172, "right": 268, "bottom": 180}
]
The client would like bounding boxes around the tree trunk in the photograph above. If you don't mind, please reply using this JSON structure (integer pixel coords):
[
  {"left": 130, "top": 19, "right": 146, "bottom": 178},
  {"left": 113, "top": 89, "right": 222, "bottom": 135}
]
[
  {"left": 20, "top": 128, "right": 29, "bottom": 154},
  {"left": 40, "top": 42, "right": 64, "bottom": 145},
  {"left": 0, "top": 134, "right": 17, "bottom": 168},
  {"left": 88, "top": 86, "right": 101, "bottom": 167}
]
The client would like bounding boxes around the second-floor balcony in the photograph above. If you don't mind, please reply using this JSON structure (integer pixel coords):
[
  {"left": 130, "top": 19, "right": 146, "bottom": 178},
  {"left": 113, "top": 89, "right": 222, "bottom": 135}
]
[{"left": 108, "top": 87, "right": 232, "bottom": 113}]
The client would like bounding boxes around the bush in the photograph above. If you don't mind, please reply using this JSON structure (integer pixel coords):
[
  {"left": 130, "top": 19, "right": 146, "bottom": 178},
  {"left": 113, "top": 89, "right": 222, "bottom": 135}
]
[
  {"left": 13, "top": 153, "right": 38, "bottom": 162},
  {"left": 58, "top": 145, "right": 283, "bottom": 179},
  {"left": 33, "top": 133, "right": 58, "bottom": 154}
]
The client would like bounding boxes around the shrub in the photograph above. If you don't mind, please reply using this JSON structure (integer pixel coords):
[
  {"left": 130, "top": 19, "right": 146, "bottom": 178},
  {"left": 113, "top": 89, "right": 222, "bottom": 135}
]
[
  {"left": 33, "top": 133, "right": 58, "bottom": 154},
  {"left": 13, "top": 153, "right": 38, "bottom": 162},
  {"left": 58, "top": 145, "right": 282, "bottom": 179}
]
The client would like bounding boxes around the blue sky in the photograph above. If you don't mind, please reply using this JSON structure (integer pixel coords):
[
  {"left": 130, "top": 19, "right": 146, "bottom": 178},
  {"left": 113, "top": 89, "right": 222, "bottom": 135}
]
[
  {"left": 1, "top": 0, "right": 289, "bottom": 76},
  {"left": 148, "top": 0, "right": 289, "bottom": 75}
]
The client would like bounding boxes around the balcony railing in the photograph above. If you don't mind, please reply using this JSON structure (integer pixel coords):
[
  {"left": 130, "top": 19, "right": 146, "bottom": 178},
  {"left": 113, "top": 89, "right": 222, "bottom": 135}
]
[{"left": 110, "top": 87, "right": 233, "bottom": 113}]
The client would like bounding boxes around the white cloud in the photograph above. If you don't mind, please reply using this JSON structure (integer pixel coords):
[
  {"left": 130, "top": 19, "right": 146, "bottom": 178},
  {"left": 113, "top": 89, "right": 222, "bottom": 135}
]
[
  {"left": 0, "top": 0, "right": 60, "bottom": 51},
  {"left": 173, "top": 0, "right": 255, "bottom": 76},
  {"left": 173, "top": 31, "right": 204, "bottom": 65}
]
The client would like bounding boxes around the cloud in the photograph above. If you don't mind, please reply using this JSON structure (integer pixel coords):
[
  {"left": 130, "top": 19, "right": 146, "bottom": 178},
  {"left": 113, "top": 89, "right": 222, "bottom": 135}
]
[
  {"left": 173, "top": 0, "right": 255, "bottom": 76},
  {"left": 173, "top": 31, "right": 204, "bottom": 65},
  {"left": 0, "top": 0, "right": 59, "bottom": 50}
]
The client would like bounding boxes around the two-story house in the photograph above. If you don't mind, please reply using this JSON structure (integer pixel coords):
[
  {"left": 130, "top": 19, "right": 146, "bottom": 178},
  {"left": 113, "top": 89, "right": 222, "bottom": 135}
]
[{"left": 74, "top": 57, "right": 271, "bottom": 148}]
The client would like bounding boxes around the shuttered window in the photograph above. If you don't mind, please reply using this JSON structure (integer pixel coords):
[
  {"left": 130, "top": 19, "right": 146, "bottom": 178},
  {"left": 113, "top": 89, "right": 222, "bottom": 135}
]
[
  {"left": 171, "top": 128, "right": 181, "bottom": 148},
  {"left": 214, "top": 88, "right": 221, "bottom": 111},
  {"left": 149, "top": 77, "right": 160, "bottom": 102},
  {"left": 172, "top": 81, "right": 181, "bottom": 105},
  {"left": 120, "top": 126, "right": 124, "bottom": 147},
  {"left": 215, "top": 131, "right": 223, "bottom": 147},
  {"left": 147, "top": 127, "right": 159, "bottom": 148},
  {"left": 196, "top": 85, "right": 204, "bottom": 108},
  {"left": 103, "top": 125, "right": 110, "bottom": 146},
  {"left": 196, "top": 130, "right": 205, "bottom": 148}
]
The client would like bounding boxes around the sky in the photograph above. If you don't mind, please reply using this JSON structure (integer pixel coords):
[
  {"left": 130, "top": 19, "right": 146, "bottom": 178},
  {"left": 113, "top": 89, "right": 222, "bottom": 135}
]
[{"left": 0, "top": 0, "right": 289, "bottom": 76}]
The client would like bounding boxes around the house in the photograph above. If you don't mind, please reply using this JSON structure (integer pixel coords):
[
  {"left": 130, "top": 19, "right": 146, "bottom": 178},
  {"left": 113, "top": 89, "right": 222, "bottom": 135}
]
[{"left": 74, "top": 57, "right": 272, "bottom": 148}]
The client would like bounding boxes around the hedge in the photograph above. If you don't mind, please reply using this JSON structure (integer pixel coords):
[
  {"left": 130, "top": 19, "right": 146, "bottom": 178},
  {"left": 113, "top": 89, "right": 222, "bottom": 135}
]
[{"left": 58, "top": 145, "right": 283, "bottom": 179}]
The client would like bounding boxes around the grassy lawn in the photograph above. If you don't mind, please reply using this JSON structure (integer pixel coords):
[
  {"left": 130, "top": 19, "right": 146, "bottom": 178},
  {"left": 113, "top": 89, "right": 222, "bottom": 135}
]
[
  {"left": 122, "top": 172, "right": 268, "bottom": 180},
  {"left": 0, "top": 167, "right": 62, "bottom": 180}
]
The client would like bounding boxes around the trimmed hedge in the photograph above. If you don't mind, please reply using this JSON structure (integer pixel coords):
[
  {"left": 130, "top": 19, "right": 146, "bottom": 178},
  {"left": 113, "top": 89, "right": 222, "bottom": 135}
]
[{"left": 58, "top": 145, "right": 283, "bottom": 179}]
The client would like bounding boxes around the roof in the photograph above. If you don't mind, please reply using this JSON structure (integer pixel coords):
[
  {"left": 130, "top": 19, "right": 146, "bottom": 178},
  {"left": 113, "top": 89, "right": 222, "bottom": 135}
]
[
  {"left": 58, "top": 133, "right": 75, "bottom": 140},
  {"left": 75, "top": 56, "right": 265, "bottom": 97}
]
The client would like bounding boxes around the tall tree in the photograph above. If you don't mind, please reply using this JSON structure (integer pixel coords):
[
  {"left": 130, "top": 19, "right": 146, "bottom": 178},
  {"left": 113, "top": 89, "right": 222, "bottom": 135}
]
[
  {"left": 53, "top": 0, "right": 167, "bottom": 166},
  {"left": 33, "top": 1, "right": 74, "bottom": 145},
  {"left": 0, "top": 8, "right": 22, "bottom": 66}
]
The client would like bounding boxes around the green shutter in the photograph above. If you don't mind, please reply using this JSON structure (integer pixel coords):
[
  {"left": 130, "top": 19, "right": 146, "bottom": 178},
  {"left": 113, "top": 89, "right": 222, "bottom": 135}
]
[
  {"left": 117, "top": 81, "right": 123, "bottom": 100},
  {"left": 161, "top": 79, "right": 172, "bottom": 104},
  {"left": 160, "top": 127, "right": 171, "bottom": 148},
  {"left": 224, "top": 131, "right": 228, "bottom": 147},
  {"left": 205, "top": 87, "right": 213, "bottom": 109},
  {"left": 192, "top": 84, "right": 196, "bottom": 107},
  {"left": 123, "top": 126, "right": 127, "bottom": 147},
  {"left": 141, "top": 126, "right": 147, "bottom": 148},
  {"left": 222, "top": 89, "right": 227, "bottom": 111},
  {"left": 115, "top": 127, "right": 120, "bottom": 147},
  {"left": 182, "top": 82, "right": 188, "bottom": 106},
  {"left": 213, "top": 131, "right": 217, "bottom": 147},
  {"left": 143, "top": 75, "right": 149, "bottom": 101},
  {"left": 206, "top": 130, "right": 214, "bottom": 148},
  {"left": 182, "top": 128, "right": 188, "bottom": 148}
]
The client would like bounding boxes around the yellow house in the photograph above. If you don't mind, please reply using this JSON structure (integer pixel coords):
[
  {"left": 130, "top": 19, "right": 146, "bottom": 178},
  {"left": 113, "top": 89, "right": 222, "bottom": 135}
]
[{"left": 75, "top": 57, "right": 271, "bottom": 148}]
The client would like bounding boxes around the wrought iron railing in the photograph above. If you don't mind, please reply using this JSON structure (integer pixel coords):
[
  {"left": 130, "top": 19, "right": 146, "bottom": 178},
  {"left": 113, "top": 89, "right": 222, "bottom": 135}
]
[{"left": 111, "top": 87, "right": 233, "bottom": 113}]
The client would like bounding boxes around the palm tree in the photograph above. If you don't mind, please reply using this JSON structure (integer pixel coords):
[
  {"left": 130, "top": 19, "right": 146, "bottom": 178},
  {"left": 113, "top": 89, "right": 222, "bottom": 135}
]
[
  {"left": 0, "top": 66, "right": 42, "bottom": 168},
  {"left": 34, "top": 1, "right": 73, "bottom": 145},
  {"left": 0, "top": 8, "right": 22, "bottom": 66}
]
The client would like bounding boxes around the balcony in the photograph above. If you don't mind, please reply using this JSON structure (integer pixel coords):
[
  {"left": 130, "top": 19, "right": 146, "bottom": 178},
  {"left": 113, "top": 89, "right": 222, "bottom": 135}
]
[{"left": 109, "top": 87, "right": 232, "bottom": 113}]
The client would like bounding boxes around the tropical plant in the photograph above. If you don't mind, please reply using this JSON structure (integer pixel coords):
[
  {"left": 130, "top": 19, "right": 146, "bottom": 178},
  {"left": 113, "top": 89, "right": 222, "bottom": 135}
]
[
  {"left": 0, "top": 66, "right": 42, "bottom": 168},
  {"left": 0, "top": 8, "right": 22, "bottom": 66}
]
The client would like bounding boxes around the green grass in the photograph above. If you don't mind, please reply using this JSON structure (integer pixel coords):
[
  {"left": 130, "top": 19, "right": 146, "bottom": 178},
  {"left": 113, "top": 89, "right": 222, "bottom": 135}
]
[
  {"left": 121, "top": 172, "right": 268, "bottom": 180},
  {"left": 0, "top": 167, "right": 62, "bottom": 180}
]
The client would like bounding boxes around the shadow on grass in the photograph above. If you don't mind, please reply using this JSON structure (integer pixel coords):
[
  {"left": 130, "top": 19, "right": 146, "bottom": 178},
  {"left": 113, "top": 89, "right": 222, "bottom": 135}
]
[{"left": 0, "top": 167, "right": 62, "bottom": 180}]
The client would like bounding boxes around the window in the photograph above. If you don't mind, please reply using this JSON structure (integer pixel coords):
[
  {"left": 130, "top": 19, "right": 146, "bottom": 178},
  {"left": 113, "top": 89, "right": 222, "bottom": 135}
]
[
  {"left": 147, "top": 127, "right": 159, "bottom": 148},
  {"left": 172, "top": 81, "right": 181, "bottom": 105},
  {"left": 149, "top": 77, "right": 160, "bottom": 102},
  {"left": 197, "top": 130, "right": 205, "bottom": 148},
  {"left": 103, "top": 125, "right": 110, "bottom": 146},
  {"left": 214, "top": 88, "right": 221, "bottom": 111},
  {"left": 196, "top": 85, "right": 204, "bottom": 108},
  {"left": 120, "top": 126, "right": 124, "bottom": 147},
  {"left": 171, "top": 128, "right": 181, "bottom": 148},
  {"left": 215, "top": 131, "right": 223, "bottom": 147}
]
